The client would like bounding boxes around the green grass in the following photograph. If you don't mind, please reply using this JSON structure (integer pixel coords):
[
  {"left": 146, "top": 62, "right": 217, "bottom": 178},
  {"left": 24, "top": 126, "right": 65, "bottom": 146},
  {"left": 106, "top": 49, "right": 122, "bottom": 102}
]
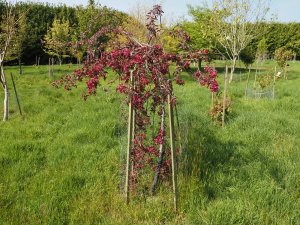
[{"left": 0, "top": 61, "right": 299, "bottom": 224}]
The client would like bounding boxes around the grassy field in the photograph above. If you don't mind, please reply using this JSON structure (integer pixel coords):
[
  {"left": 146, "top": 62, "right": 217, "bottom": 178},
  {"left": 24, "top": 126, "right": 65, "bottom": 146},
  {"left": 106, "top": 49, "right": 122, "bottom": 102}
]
[{"left": 0, "top": 61, "right": 299, "bottom": 224}]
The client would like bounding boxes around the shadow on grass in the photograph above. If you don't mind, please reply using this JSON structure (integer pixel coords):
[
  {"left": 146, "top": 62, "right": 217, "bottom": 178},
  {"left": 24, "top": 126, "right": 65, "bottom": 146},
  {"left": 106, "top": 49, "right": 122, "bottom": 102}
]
[
  {"left": 179, "top": 114, "right": 244, "bottom": 199},
  {"left": 179, "top": 112, "right": 287, "bottom": 200},
  {"left": 247, "top": 149, "right": 286, "bottom": 189}
]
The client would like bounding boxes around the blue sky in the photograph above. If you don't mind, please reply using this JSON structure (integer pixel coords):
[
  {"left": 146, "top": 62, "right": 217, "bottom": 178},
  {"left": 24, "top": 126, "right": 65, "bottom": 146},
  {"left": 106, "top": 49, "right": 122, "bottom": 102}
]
[{"left": 35, "top": 0, "right": 300, "bottom": 22}]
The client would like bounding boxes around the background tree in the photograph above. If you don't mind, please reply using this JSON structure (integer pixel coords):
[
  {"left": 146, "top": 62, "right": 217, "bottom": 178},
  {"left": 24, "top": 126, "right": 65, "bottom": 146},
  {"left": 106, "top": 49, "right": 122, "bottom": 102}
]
[
  {"left": 208, "top": 0, "right": 270, "bottom": 82},
  {"left": 256, "top": 37, "right": 268, "bottom": 61},
  {"left": 43, "top": 18, "right": 71, "bottom": 65},
  {"left": 182, "top": 5, "right": 216, "bottom": 51},
  {"left": 0, "top": 0, "right": 17, "bottom": 121},
  {"left": 122, "top": 2, "right": 149, "bottom": 44},
  {"left": 1, "top": 0, "right": 298, "bottom": 67},
  {"left": 274, "top": 47, "right": 294, "bottom": 79},
  {"left": 263, "top": 22, "right": 300, "bottom": 59},
  {"left": 73, "top": 2, "right": 126, "bottom": 61},
  {"left": 120, "top": 3, "right": 182, "bottom": 54},
  {"left": 240, "top": 45, "right": 256, "bottom": 68},
  {"left": 6, "top": 9, "right": 27, "bottom": 74}
]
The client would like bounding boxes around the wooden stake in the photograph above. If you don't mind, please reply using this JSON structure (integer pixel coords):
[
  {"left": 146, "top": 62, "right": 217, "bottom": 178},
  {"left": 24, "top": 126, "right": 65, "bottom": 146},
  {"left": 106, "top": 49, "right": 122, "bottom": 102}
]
[
  {"left": 254, "top": 61, "right": 258, "bottom": 97},
  {"left": 48, "top": 58, "right": 51, "bottom": 77},
  {"left": 284, "top": 65, "right": 288, "bottom": 80},
  {"left": 125, "top": 70, "right": 134, "bottom": 204},
  {"left": 168, "top": 84, "right": 178, "bottom": 212},
  {"left": 10, "top": 73, "right": 22, "bottom": 116},
  {"left": 222, "top": 66, "right": 228, "bottom": 127},
  {"left": 19, "top": 58, "right": 22, "bottom": 75},
  {"left": 254, "top": 61, "right": 258, "bottom": 85},
  {"left": 51, "top": 58, "right": 54, "bottom": 76},
  {"left": 131, "top": 77, "right": 136, "bottom": 188},
  {"left": 273, "top": 66, "right": 276, "bottom": 99},
  {"left": 245, "top": 66, "right": 251, "bottom": 97}
]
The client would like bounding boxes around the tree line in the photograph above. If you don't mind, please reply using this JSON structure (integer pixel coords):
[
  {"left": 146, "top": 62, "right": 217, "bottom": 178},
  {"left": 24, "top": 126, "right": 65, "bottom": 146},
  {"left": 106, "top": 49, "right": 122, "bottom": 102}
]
[
  {"left": 182, "top": 5, "right": 300, "bottom": 61},
  {"left": 0, "top": 0, "right": 299, "bottom": 68},
  {"left": 0, "top": 0, "right": 127, "bottom": 66}
]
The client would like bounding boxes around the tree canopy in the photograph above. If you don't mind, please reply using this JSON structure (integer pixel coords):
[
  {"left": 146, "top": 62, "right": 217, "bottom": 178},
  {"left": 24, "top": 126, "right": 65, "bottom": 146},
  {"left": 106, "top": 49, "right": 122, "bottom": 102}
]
[
  {"left": 0, "top": 1, "right": 126, "bottom": 65},
  {"left": 0, "top": 1, "right": 299, "bottom": 65}
]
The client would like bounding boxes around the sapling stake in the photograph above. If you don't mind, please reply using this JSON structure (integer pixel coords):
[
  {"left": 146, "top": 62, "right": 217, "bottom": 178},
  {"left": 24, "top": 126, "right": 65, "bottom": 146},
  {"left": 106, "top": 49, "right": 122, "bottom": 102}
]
[
  {"left": 52, "top": 58, "right": 54, "bottom": 76},
  {"left": 254, "top": 61, "right": 258, "bottom": 97},
  {"left": 239, "top": 67, "right": 242, "bottom": 82},
  {"left": 10, "top": 73, "right": 22, "bottom": 116},
  {"left": 125, "top": 70, "right": 134, "bottom": 204},
  {"left": 168, "top": 83, "right": 178, "bottom": 212},
  {"left": 245, "top": 65, "right": 251, "bottom": 96},
  {"left": 222, "top": 66, "right": 228, "bottom": 127},
  {"left": 284, "top": 64, "right": 288, "bottom": 80},
  {"left": 48, "top": 58, "right": 51, "bottom": 77},
  {"left": 131, "top": 76, "right": 136, "bottom": 188},
  {"left": 254, "top": 61, "right": 258, "bottom": 83},
  {"left": 18, "top": 58, "right": 22, "bottom": 75},
  {"left": 273, "top": 66, "right": 276, "bottom": 99}
]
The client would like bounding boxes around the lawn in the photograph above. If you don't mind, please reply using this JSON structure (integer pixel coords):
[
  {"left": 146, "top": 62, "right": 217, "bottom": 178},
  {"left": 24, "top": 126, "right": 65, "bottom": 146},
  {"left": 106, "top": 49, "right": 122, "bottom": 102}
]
[{"left": 0, "top": 61, "right": 299, "bottom": 224}]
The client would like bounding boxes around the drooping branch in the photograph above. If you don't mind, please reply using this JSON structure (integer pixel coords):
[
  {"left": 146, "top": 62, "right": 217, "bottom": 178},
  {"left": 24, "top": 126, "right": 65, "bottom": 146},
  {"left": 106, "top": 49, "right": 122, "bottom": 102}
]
[{"left": 53, "top": 5, "right": 219, "bottom": 203}]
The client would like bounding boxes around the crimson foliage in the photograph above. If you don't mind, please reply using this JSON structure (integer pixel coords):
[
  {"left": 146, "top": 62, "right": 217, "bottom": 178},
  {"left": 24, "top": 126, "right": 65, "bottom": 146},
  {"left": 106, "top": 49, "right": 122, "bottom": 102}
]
[{"left": 54, "top": 5, "right": 219, "bottom": 187}]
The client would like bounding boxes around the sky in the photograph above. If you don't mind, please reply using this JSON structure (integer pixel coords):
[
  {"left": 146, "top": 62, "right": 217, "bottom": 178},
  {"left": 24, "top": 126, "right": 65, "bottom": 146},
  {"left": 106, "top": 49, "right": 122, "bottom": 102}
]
[{"left": 34, "top": 0, "right": 300, "bottom": 23}]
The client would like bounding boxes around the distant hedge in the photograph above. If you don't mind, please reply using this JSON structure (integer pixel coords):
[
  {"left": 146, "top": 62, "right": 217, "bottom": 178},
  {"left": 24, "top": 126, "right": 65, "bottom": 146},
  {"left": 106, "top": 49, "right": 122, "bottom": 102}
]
[{"left": 0, "top": 1, "right": 127, "bottom": 65}]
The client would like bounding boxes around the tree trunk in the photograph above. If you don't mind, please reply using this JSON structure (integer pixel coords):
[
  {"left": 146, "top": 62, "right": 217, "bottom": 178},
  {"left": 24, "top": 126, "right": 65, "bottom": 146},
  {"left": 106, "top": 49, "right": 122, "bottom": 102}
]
[
  {"left": 229, "top": 56, "right": 237, "bottom": 83},
  {"left": 1, "top": 64, "right": 9, "bottom": 121},
  {"left": 3, "top": 83, "right": 9, "bottom": 121},
  {"left": 151, "top": 106, "right": 166, "bottom": 195},
  {"left": 197, "top": 59, "right": 202, "bottom": 71}
]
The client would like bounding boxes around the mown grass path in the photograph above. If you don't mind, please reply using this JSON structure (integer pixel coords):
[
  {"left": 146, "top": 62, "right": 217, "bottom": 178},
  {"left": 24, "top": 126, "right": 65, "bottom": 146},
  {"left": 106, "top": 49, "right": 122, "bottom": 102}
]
[{"left": 0, "top": 61, "right": 299, "bottom": 224}]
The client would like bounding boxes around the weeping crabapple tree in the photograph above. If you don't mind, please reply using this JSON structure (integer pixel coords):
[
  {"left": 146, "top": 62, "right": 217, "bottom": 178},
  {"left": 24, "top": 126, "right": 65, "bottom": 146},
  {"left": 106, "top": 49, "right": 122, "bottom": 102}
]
[{"left": 54, "top": 5, "right": 219, "bottom": 211}]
